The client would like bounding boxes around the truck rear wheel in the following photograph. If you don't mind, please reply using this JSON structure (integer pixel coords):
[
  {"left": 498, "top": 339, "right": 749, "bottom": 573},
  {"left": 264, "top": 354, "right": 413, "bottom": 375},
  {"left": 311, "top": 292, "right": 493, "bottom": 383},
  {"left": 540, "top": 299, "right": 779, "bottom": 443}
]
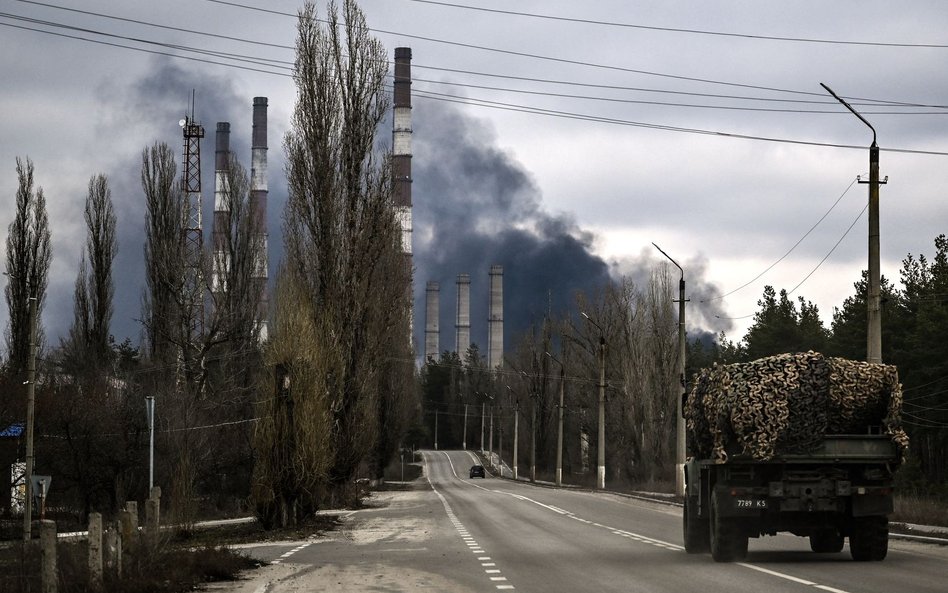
[
  {"left": 850, "top": 516, "right": 888, "bottom": 561},
  {"left": 810, "top": 530, "right": 844, "bottom": 553},
  {"left": 683, "top": 496, "right": 710, "bottom": 553},
  {"left": 710, "top": 497, "right": 748, "bottom": 562}
]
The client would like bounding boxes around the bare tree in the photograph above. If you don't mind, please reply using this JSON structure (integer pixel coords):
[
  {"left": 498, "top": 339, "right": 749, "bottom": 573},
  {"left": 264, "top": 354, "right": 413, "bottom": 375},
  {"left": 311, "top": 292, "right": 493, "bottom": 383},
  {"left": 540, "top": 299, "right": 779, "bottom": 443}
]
[
  {"left": 5, "top": 157, "right": 52, "bottom": 378},
  {"left": 253, "top": 270, "right": 332, "bottom": 527},
  {"left": 208, "top": 155, "right": 264, "bottom": 351}
]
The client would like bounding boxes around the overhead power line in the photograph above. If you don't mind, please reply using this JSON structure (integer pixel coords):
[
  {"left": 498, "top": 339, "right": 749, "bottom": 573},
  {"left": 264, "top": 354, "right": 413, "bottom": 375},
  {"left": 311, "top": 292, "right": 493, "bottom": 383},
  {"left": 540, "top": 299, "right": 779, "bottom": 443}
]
[
  {"left": 713, "top": 195, "right": 869, "bottom": 320},
  {"left": 787, "top": 202, "right": 868, "bottom": 295},
  {"left": 18, "top": 0, "right": 948, "bottom": 111},
  {"left": 705, "top": 177, "right": 859, "bottom": 302},
  {"left": 6, "top": 8, "right": 948, "bottom": 157},
  {"left": 197, "top": 0, "right": 945, "bottom": 107},
  {"left": 412, "top": 64, "right": 948, "bottom": 110},
  {"left": 413, "top": 77, "right": 948, "bottom": 115},
  {"left": 406, "top": 0, "right": 948, "bottom": 49}
]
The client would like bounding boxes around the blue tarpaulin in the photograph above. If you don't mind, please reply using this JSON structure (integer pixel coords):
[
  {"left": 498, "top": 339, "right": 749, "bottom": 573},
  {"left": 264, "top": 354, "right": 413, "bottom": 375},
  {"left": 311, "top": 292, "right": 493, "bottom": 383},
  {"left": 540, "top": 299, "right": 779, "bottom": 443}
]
[{"left": 0, "top": 423, "right": 24, "bottom": 437}]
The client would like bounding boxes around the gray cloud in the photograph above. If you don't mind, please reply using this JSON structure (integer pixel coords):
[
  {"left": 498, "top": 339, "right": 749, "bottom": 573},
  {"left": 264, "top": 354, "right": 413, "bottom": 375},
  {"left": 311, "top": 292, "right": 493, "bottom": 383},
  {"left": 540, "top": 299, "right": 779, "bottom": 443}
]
[{"left": 411, "top": 101, "right": 732, "bottom": 356}]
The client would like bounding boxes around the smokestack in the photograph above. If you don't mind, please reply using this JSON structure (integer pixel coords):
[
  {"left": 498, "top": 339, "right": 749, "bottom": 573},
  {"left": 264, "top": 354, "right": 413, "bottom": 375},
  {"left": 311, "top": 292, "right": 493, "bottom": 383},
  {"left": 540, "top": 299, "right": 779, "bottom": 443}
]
[
  {"left": 456, "top": 273, "right": 471, "bottom": 356},
  {"left": 212, "top": 122, "right": 230, "bottom": 295},
  {"left": 425, "top": 281, "right": 440, "bottom": 360},
  {"left": 251, "top": 97, "right": 269, "bottom": 341},
  {"left": 488, "top": 265, "right": 504, "bottom": 369},
  {"left": 393, "top": 47, "right": 413, "bottom": 340}
]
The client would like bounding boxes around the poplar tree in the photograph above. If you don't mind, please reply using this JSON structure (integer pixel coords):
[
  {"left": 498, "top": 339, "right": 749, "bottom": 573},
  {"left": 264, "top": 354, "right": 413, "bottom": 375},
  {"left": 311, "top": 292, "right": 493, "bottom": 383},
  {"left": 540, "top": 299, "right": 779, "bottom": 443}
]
[
  {"left": 5, "top": 157, "right": 52, "bottom": 378},
  {"left": 255, "top": 0, "right": 412, "bottom": 524}
]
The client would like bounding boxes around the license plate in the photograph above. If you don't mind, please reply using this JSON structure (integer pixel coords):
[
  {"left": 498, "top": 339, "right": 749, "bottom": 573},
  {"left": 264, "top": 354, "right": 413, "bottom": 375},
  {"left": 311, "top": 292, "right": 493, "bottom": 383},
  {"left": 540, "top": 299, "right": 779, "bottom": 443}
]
[{"left": 736, "top": 498, "right": 767, "bottom": 509}]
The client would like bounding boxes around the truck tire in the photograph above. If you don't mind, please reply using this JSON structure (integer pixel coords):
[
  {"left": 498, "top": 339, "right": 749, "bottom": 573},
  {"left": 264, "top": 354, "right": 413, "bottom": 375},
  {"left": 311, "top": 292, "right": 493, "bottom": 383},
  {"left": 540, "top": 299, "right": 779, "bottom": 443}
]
[
  {"left": 710, "top": 497, "right": 748, "bottom": 562},
  {"left": 849, "top": 516, "right": 888, "bottom": 561},
  {"left": 810, "top": 530, "right": 844, "bottom": 553},
  {"left": 683, "top": 496, "right": 710, "bottom": 553}
]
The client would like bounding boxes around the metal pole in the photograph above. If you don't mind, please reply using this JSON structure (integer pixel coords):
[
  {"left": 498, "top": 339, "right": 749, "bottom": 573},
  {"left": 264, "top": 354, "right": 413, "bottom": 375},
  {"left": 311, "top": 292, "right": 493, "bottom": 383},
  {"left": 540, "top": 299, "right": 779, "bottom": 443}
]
[
  {"left": 546, "top": 352, "right": 565, "bottom": 487},
  {"left": 489, "top": 404, "right": 494, "bottom": 463},
  {"left": 23, "top": 296, "right": 37, "bottom": 541},
  {"left": 820, "top": 83, "right": 883, "bottom": 363},
  {"left": 653, "top": 243, "right": 687, "bottom": 497},
  {"left": 581, "top": 312, "right": 607, "bottom": 490},
  {"left": 498, "top": 410, "right": 503, "bottom": 477},
  {"left": 462, "top": 403, "right": 468, "bottom": 450},
  {"left": 513, "top": 401, "right": 519, "bottom": 480},
  {"left": 531, "top": 393, "right": 537, "bottom": 483},
  {"left": 677, "top": 277, "right": 687, "bottom": 496},
  {"left": 867, "top": 142, "right": 882, "bottom": 363},
  {"left": 434, "top": 408, "right": 438, "bottom": 451},
  {"left": 481, "top": 400, "right": 485, "bottom": 452},
  {"left": 557, "top": 365, "right": 565, "bottom": 487},
  {"left": 597, "top": 336, "right": 606, "bottom": 490},
  {"left": 146, "top": 396, "right": 155, "bottom": 492}
]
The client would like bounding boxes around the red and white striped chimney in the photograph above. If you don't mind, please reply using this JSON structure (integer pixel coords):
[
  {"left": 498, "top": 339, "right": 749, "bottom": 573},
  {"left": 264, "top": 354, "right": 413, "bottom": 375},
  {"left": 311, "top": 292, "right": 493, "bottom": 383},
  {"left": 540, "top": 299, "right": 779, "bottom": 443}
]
[
  {"left": 251, "top": 97, "right": 269, "bottom": 341},
  {"left": 393, "top": 47, "right": 413, "bottom": 338},
  {"left": 212, "top": 121, "right": 231, "bottom": 296}
]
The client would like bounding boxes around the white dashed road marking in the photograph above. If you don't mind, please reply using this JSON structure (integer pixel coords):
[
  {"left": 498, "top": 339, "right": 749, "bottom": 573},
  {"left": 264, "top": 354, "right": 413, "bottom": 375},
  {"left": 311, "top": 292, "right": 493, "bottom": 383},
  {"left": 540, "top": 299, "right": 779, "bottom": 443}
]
[
  {"left": 426, "top": 452, "right": 516, "bottom": 590},
  {"left": 269, "top": 541, "right": 314, "bottom": 565}
]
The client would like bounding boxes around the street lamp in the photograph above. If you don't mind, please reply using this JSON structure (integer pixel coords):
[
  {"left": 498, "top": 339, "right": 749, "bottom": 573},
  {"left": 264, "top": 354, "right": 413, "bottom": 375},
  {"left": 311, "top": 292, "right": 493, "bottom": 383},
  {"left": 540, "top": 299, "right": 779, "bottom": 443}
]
[
  {"left": 6, "top": 271, "right": 38, "bottom": 541},
  {"left": 487, "top": 392, "right": 494, "bottom": 466},
  {"left": 652, "top": 242, "right": 687, "bottom": 498},
  {"left": 476, "top": 391, "right": 485, "bottom": 453},
  {"left": 507, "top": 385, "right": 519, "bottom": 480},
  {"left": 23, "top": 296, "right": 37, "bottom": 541},
  {"left": 462, "top": 401, "right": 468, "bottom": 450},
  {"left": 520, "top": 370, "right": 537, "bottom": 482},
  {"left": 546, "top": 351, "right": 566, "bottom": 487},
  {"left": 821, "top": 83, "right": 885, "bottom": 364},
  {"left": 146, "top": 396, "right": 155, "bottom": 492},
  {"left": 580, "top": 312, "right": 606, "bottom": 490}
]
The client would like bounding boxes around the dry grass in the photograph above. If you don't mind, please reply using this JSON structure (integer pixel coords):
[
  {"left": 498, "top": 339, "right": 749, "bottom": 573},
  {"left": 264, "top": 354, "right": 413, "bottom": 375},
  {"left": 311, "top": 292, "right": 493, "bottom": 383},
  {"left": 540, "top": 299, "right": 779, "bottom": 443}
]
[
  {"left": 0, "top": 528, "right": 262, "bottom": 593},
  {"left": 892, "top": 494, "right": 948, "bottom": 528}
]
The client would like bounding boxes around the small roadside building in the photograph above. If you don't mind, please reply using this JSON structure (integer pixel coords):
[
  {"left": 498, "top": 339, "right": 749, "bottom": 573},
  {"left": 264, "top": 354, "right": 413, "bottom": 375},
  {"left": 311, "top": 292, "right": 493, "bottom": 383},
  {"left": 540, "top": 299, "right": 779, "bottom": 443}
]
[{"left": 0, "top": 422, "right": 24, "bottom": 516}]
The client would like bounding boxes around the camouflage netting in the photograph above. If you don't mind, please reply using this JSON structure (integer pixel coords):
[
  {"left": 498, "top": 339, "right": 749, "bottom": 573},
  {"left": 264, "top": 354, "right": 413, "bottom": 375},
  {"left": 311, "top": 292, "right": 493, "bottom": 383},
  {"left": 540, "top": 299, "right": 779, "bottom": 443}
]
[{"left": 684, "top": 352, "right": 909, "bottom": 462}]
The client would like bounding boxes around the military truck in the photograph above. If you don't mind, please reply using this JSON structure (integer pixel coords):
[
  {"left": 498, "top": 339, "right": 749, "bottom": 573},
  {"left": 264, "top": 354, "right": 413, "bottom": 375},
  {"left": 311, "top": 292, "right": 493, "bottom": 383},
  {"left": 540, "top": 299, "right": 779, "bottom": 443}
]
[{"left": 682, "top": 352, "right": 907, "bottom": 562}]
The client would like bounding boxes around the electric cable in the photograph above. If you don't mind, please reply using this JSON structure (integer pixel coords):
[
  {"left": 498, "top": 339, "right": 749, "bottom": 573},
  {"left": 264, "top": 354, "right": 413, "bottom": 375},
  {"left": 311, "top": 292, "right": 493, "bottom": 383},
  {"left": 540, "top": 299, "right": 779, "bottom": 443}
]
[
  {"left": 705, "top": 177, "right": 859, "bottom": 303},
  {"left": 405, "top": 0, "right": 948, "bottom": 49}
]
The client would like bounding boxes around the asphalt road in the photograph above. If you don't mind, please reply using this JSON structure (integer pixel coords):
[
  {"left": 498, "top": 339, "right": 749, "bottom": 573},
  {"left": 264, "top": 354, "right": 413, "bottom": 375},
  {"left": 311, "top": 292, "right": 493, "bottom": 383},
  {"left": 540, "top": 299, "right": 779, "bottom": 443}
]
[{"left": 217, "top": 450, "right": 948, "bottom": 593}]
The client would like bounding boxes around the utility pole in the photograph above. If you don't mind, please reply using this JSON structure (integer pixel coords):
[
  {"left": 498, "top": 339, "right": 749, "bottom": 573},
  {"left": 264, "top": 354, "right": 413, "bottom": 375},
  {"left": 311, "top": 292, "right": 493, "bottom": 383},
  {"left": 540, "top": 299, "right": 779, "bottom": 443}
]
[
  {"left": 22, "top": 296, "right": 37, "bottom": 541},
  {"left": 821, "top": 83, "right": 886, "bottom": 363},
  {"left": 653, "top": 243, "right": 687, "bottom": 497},
  {"left": 462, "top": 403, "right": 468, "bottom": 450},
  {"left": 488, "top": 400, "right": 494, "bottom": 464},
  {"left": 498, "top": 407, "right": 503, "bottom": 477},
  {"left": 507, "top": 385, "right": 518, "bottom": 480},
  {"left": 582, "top": 312, "right": 607, "bottom": 490},
  {"left": 146, "top": 396, "right": 155, "bottom": 492},
  {"left": 546, "top": 352, "right": 566, "bottom": 487},
  {"left": 513, "top": 400, "right": 520, "bottom": 480},
  {"left": 522, "top": 370, "right": 537, "bottom": 482},
  {"left": 480, "top": 397, "right": 485, "bottom": 452}
]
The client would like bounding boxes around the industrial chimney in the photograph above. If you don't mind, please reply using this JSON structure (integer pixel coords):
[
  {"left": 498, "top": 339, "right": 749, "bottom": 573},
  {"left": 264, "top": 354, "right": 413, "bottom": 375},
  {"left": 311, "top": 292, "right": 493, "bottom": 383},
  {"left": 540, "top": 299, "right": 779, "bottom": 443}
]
[
  {"left": 251, "top": 97, "right": 269, "bottom": 341},
  {"left": 456, "top": 273, "right": 471, "bottom": 357},
  {"left": 212, "top": 121, "right": 230, "bottom": 296},
  {"left": 425, "top": 281, "right": 440, "bottom": 360},
  {"left": 488, "top": 265, "right": 504, "bottom": 370},
  {"left": 393, "top": 47, "right": 413, "bottom": 340}
]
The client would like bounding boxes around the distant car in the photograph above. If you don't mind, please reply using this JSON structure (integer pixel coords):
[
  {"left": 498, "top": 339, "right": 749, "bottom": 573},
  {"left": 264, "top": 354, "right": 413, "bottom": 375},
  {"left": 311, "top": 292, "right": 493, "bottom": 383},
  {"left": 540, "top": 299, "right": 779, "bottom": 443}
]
[{"left": 469, "top": 464, "right": 486, "bottom": 479}]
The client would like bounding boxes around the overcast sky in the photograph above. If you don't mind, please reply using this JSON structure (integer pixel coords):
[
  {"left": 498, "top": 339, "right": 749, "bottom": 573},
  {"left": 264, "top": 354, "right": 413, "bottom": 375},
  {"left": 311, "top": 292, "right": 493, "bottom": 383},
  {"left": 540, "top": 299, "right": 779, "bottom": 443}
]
[{"left": 2, "top": 0, "right": 947, "bottom": 357}]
